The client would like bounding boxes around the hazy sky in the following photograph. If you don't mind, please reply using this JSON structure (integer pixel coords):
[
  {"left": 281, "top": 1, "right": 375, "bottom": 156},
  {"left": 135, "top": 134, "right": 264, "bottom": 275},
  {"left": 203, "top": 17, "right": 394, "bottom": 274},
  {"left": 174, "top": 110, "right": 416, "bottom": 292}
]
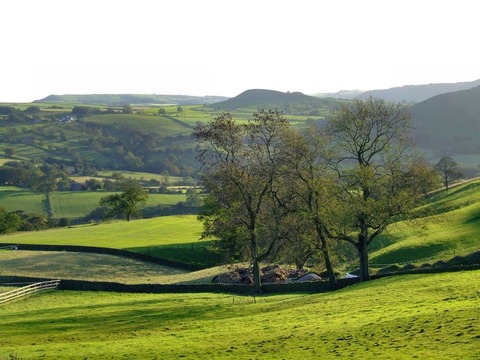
[{"left": 2, "top": 0, "right": 479, "bottom": 102}]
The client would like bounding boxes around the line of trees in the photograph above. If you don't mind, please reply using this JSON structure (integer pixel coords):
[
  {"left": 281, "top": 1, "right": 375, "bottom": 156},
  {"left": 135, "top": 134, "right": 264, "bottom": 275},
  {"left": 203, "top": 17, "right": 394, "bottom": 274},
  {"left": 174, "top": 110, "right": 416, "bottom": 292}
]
[{"left": 195, "top": 99, "right": 439, "bottom": 292}]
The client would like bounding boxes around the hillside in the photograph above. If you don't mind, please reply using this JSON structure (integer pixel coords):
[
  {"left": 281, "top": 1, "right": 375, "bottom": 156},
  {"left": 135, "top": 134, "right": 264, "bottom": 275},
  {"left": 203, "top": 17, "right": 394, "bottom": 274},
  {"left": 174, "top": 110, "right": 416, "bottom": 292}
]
[
  {"left": 2, "top": 271, "right": 479, "bottom": 359},
  {"left": 410, "top": 85, "right": 480, "bottom": 165},
  {"left": 211, "top": 89, "right": 344, "bottom": 113},
  {"left": 357, "top": 79, "right": 480, "bottom": 103},
  {"left": 370, "top": 179, "right": 480, "bottom": 266},
  {"left": 35, "top": 94, "right": 229, "bottom": 106}
]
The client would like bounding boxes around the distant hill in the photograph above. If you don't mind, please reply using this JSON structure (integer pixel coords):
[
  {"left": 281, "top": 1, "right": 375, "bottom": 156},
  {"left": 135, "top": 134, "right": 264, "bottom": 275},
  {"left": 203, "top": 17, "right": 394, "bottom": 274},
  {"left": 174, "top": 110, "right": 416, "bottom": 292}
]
[
  {"left": 311, "top": 89, "right": 364, "bottom": 100},
  {"left": 410, "top": 85, "right": 480, "bottom": 164},
  {"left": 357, "top": 79, "right": 480, "bottom": 103},
  {"left": 212, "top": 89, "right": 343, "bottom": 113},
  {"left": 35, "top": 94, "right": 229, "bottom": 106}
]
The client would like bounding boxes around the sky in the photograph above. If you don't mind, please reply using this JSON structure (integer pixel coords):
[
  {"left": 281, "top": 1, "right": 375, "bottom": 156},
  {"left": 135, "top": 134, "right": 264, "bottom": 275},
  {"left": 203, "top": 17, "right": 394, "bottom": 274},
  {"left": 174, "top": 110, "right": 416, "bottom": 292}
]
[{"left": 1, "top": 0, "right": 479, "bottom": 102}]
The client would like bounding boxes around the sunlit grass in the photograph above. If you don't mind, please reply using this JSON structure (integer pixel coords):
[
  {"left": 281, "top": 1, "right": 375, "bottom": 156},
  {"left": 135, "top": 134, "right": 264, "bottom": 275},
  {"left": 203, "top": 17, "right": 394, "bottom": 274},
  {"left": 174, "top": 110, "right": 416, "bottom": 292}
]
[
  {"left": 1, "top": 270, "right": 478, "bottom": 359},
  {"left": 1, "top": 215, "right": 202, "bottom": 247},
  {"left": 371, "top": 179, "right": 480, "bottom": 265}
]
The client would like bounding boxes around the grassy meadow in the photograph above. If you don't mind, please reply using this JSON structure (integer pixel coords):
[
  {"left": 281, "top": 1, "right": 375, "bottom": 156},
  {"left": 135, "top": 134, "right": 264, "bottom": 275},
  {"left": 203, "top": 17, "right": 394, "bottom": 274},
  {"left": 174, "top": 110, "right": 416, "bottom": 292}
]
[
  {"left": 0, "top": 186, "right": 186, "bottom": 220},
  {"left": 0, "top": 215, "right": 224, "bottom": 268},
  {"left": 1, "top": 270, "right": 479, "bottom": 359},
  {"left": 1, "top": 215, "right": 202, "bottom": 248},
  {"left": 370, "top": 179, "right": 480, "bottom": 265},
  {"left": 0, "top": 186, "right": 47, "bottom": 214}
]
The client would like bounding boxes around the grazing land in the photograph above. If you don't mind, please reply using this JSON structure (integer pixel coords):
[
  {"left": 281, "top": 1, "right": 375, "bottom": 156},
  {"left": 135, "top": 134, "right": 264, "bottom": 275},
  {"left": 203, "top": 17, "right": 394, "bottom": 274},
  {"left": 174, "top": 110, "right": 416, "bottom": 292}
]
[
  {"left": 370, "top": 179, "right": 480, "bottom": 266},
  {"left": 1, "top": 270, "right": 479, "bottom": 359}
]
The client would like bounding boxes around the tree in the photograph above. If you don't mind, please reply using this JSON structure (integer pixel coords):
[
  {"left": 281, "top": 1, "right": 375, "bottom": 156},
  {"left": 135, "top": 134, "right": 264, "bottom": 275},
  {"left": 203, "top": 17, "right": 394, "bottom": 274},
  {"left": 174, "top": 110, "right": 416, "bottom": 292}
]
[
  {"left": 325, "top": 97, "right": 432, "bottom": 281},
  {"left": 0, "top": 207, "right": 22, "bottom": 234},
  {"left": 122, "top": 104, "right": 133, "bottom": 114},
  {"left": 71, "top": 106, "right": 92, "bottom": 118},
  {"left": 195, "top": 110, "right": 293, "bottom": 293},
  {"left": 434, "top": 156, "right": 462, "bottom": 191},
  {"left": 185, "top": 188, "right": 202, "bottom": 208},
  {"left": 99, "top": 182, "right": 148, "bottom": 221},
  {"left": 280, "top": 125, "right": 339, "bottom": 285}
]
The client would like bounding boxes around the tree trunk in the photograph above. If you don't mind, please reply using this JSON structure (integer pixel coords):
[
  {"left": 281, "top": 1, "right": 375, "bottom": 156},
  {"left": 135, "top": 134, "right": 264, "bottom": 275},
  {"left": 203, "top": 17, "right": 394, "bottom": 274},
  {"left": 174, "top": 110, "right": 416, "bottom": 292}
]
[
  {"left": 320, "top": 239, "right": 337, "bottom": 287},
  {"left": 252, "top": 259, "right": 262, "bottom": 294},
  {"left": 357, "top": 232, "right": 370, "bottom": 281},
  {"left": 314, "top": 221, "right": 337, "bottom": 287},
  {"left": 250, "top": 231, "right": 262, "bottom": 293}
]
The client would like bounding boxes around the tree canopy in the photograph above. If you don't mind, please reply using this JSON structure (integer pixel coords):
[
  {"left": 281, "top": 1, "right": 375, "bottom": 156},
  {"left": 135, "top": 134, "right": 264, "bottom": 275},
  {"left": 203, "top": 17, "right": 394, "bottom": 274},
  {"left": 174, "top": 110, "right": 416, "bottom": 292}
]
[
  {"left": 195, "top": 100, "right": 438, "bottom": 286},
  {"left": 99, "top": 182, "right": 148, "bottom": 221}
]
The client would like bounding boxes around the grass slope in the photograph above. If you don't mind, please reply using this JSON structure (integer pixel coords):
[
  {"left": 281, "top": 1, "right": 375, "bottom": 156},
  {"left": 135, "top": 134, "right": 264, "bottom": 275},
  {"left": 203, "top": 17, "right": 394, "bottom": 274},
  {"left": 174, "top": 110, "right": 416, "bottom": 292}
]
[
  {"left": 1, "top": 270, "right": 479, "bottom": 359},
  {"left": 1, "top": 215, "right": 202, "bottom": 248},
  {"left": 0, "top": 215, "right": 222, "bottom": 268},
  {"left": 0, "top": 186, "right": 47, "bottom": 214},
  {"left": 0, "top": 186, "right": 185, "bottom": 220},
  {"left": 370, "top": 179, "right": 480, "bottom": 265}
]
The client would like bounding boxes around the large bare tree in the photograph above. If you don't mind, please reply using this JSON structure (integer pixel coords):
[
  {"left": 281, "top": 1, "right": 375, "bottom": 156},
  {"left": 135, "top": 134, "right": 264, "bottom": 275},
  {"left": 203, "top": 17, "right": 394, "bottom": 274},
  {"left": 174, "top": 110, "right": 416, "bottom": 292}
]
[
  {"left": 326, "top": 97, "right": 434, "bottom": 281},
  {"left": 194, "top": 110, "right": 293, "bottom": 292}
]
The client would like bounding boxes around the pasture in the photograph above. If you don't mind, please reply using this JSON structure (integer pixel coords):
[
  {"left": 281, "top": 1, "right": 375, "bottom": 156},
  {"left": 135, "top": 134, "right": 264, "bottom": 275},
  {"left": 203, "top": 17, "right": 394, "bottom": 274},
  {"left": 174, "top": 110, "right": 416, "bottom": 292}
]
[
  {"left": 1, "top": 270, "right": 478, "bottom": 359},
  {"left": 0, "top": 250, "right": 225, "bottom": 284},
  {"left": 0, "top": 186, "right": 186, "bottom": 220},
  {"left": 0, "top": 186, "right": 47, "bottom": 214},
  {"left": 370, "top": 179, "right": 480, "bottom": 266},
  {"left": 0, "top": 215, "right": 224, "bottom": 268},
  {"left": 1, "top": 215, "right": 202, "bottom": 248}
]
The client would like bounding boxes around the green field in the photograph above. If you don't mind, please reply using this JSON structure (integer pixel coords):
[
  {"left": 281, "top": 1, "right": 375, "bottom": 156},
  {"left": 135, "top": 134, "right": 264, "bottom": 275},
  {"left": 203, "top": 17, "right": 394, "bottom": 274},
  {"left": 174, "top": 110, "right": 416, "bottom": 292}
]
[
  {"left": 1, "top": 215, "right": 202, "bottom": 248},
  {"left": 0, "top": 250, "right": 226, "bottom": 284},
  {"left": 370, "top": 179, "right": 480, "bottom": 265},
  {"left": 0, "top": 186, "right": 47, "bottom": 213},
  {"left": 1, "top": 270, "right": 478, "bottom": 359},
  {"left": 49, "top": 191, "right": 185, "bottom": 219},
  {"left": 0, "top": 186, "right": 186, "bottom": 220}
]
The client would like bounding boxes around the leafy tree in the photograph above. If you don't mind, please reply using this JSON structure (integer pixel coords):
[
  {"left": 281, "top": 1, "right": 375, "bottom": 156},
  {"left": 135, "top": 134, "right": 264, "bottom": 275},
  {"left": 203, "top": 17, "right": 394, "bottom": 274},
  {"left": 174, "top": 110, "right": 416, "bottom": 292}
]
[
  {"left": 158, "top": 108, "right": 166, "bottom": 115},
  {"left": 4, "top": 147, "right": 15, "bottom": 157},
  {"left": 434, "top": 156, "right": 462, "bottom": 191},
  {"left": 85, "top": 178, "right": 103, "bottom": 190},
  {"left": 25, "top": 106, "right": 41, "bottom": 114},
  {"left": 122, "top": 104, "right": 133, "bottom": 114},
  {"left": 279, "top": 125, "right": 339, "bottom": 285},
  {"left": 325, "top": 97, "right": 434, "bottom": 281},
  {"left": 195, "top": 110, "right": 293, "bottom": 292},
  {"left": 185, "top": 188, "right": 202, "bottom": 208},
  {"left": 0, "top": 208, "right": 22, "bottom": 234},
  {"left": 99, "top": 182, "right": 148, "bottom": 221},
  {"left": 72, "top": 106, "right": 92, "bottom": 118}
]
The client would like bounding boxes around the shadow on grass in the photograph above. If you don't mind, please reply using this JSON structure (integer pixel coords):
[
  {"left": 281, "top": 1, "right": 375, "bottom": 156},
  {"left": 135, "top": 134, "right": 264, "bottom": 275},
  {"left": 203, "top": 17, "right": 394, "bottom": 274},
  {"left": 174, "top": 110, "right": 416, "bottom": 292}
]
[
  {"left": 128, "top": 241, "right": 224, "bottom": 269},
  {"left": 371, "top": 242, "right": 451, "bottom": 265}
]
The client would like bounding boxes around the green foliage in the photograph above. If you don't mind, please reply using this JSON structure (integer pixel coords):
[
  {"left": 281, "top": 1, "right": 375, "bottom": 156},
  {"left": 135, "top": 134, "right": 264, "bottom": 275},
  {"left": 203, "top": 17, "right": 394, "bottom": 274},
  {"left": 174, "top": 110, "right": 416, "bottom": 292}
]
[
  {"left": 99, "top": 182, "right": 148, "bottom": 221},
  {"left": 1, "top": 271, "right": 479, "bottom": 359}
]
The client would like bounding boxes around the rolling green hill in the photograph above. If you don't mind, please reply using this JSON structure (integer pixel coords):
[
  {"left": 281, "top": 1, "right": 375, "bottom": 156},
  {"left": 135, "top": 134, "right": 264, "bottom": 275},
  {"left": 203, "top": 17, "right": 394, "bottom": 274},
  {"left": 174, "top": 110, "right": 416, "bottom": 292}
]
[
  {"left": 212, "top": 88, "right": 345, "bottom": 114},
  {"left": 1, "top": 270, "right": 479, "bottom": 359},
  {"left": 410, "top": 85, "right": 480, "bottom": 175},
  {"left": 357, "top": 78, "right": 480, "bottom": 103},
  {"left": 2, "top": 180, "right": 479, "bottom": 272},
  {"left": 36, "top": 93, "right": 229, "bottom": 106},
  {"left": 370, "top": 179, "right": 480, "bottom": 266}
]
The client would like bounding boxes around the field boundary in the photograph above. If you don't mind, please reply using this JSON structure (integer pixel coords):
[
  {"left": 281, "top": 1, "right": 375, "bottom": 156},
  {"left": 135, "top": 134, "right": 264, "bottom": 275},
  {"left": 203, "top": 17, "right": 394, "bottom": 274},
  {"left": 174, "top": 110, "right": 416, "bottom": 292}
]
[
  {"left": 0, "top": 243, "right": 202, "bottom": 271},
  {"left": 0, "top": 275, "right": 359, "bottom": 294},
  {"left": 1, "top": 265, "right": 478, "bottom": 296},
  {"left": 0, "top": 279, "right": 60, "bottom": 304}
]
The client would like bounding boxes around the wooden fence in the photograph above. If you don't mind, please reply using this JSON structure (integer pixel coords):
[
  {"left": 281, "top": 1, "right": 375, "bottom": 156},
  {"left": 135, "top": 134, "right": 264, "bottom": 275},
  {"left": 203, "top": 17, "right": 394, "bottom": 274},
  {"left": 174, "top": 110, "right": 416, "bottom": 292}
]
[{"left": 0, "top": 280, "right": 61, "bottom": 304}]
